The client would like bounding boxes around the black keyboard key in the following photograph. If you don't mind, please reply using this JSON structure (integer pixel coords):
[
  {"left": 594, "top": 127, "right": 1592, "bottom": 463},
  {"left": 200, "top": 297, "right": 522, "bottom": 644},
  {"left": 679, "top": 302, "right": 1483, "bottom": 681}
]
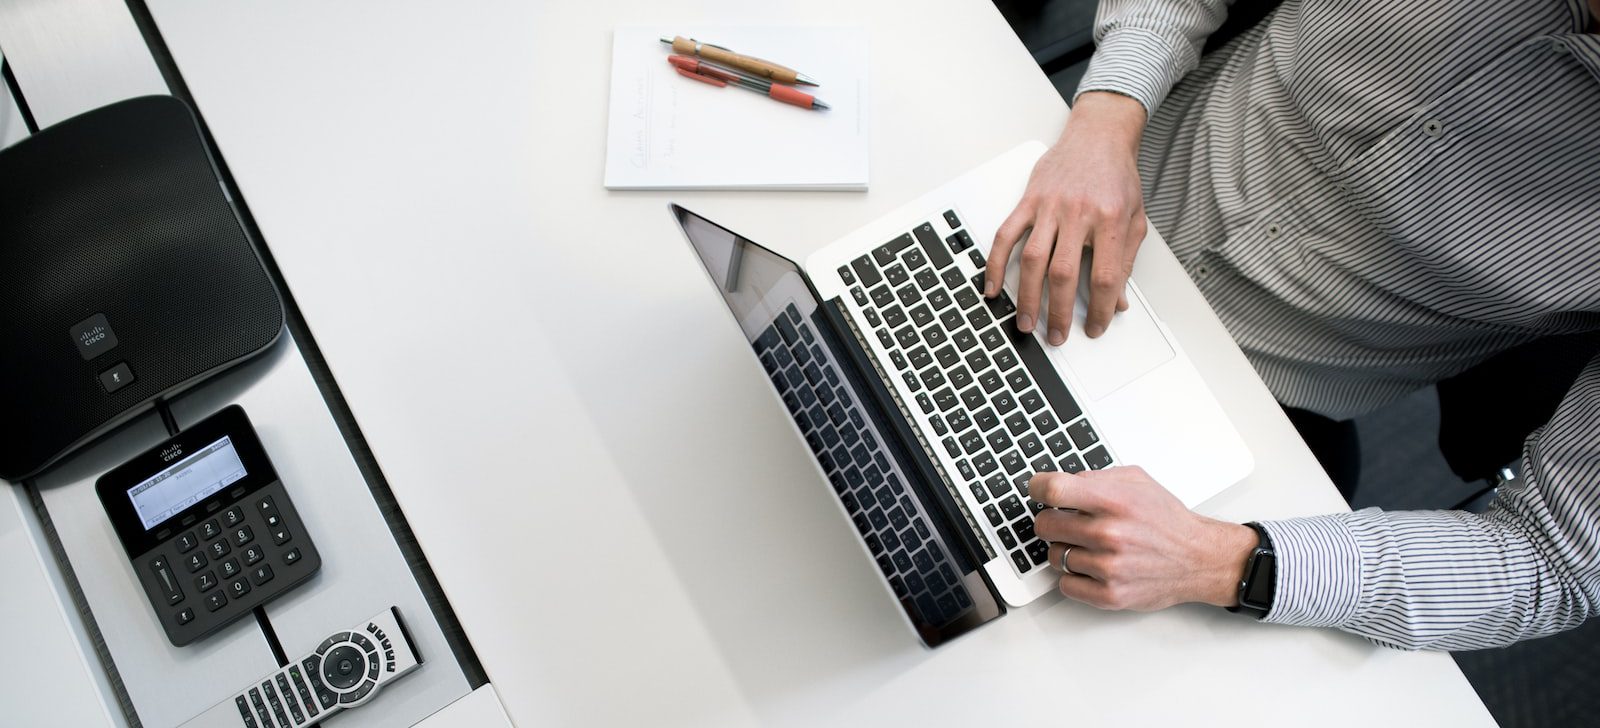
[
  {"left": 959, "top": 430, "right": 984, "bottom": 455},
  {"left": 882, "top": 529, "right": 902, "bottom": 553},
  {"left": 983, "top": 504, "right": 1003, "bottom": 527},
  {"left": 999, "top": 495, "right": 1025, "bottom": 520},
  {"left": 927, "top": 289, "right": 953, "bottom": 311},
  {"left": 883, "top": 305, "right": 907, "bottom": 328},
  {"left": 908, "top": 346, "right": 933, "bottom": 369},
  {"left": 890, "top": 350, "right": 909, "bottom": 370},
  {"left": 852, "top": 512, "right": 872, "bottom": 534},
  {"left": 1001, "top": 451, "right": 1026, "bottom": 474},
  {"left": 1014, "top": 517, "right": 1037, "bottom": 543},
  {"left": 947, "top": 229, "right": 975, "bottom": 253},
  {"left": 912, "top": 548, "right": 936, "bottom": 574},
  {"left": 1004, "top": 412, "right": 1029, "bottom": 435},
  {"left": 996, "top": 525, "right": 1017, "bottom": 549},
  {"left": 942, "top": 267, "right": 967, "bottom": 290},
  {"left": 970, "top": 272, "right": 986, "bottom": 294},
  {"left": 1013, "top": 474, "right": 1031, "bottom": 497},
  {"left": 1007, "top": 320, "right": 1084, "bottom": 422},
  {"left": 776, "top": 316, "right": 799, "bottom": 344},
  {"left": 851, "top": 255, "right": 882, "bottom": 287},
  {"left": 905, "top": 571, "right": 926, "bottom": 594},
  {"left": 985, "top": 474, "right": 1010, "bottom": 499},
  {"left": 864, "top": 308, "right": 881, "bottom": 327},
  {"left": 993, "top": 391, "right": 1018, "bottom": 414},
  {"left": 943, "top": 209, "right": 962, "bottom": 228},
  {"left": 1006, "top": 370, "right": 1031, "bottom": 393},
  {"left": 942, "top": 437, "right": 960, "bottom": 457},
  {"left": 980, "top": 328, "right": 1006, "bottom": 351},
  {"left": 974, "top": 407, "right": 999, "bottom": 431},
  {"left": 1062, "top": 453, "right": 1086, "bottom": 473},
  {"left": 968, "top": 482, "right": 989, "bottom": 503},
  {"left": 1085, "top": 446, "right": 1114, "bottom": 470},
  {"left": 915, "top": 269, "right": 940, "bottom": 290},
  {"left": 933, "top": 388, "right": 960, "bottom": 412},
  {"left": 967, "top": 306, "right": 993, "bottom": 331},
  {"left": 947, "top": 410, "right": 972, "bottom": 432},
  {"left": 896, "top": 285, "right": 921, "bottom": 307},
  {"left": 864, "top": 532, "right": 882, "bottom": 554},
  {"left": 892, "top": 551, "right": 913, "bottom": 573},
  {"left": 895, "top": 326, "right": 920, "bottom": 349},
  {"left": 920, "top": 367, "right": 947, "bottom": 390},
  {"left": 960, "top": 386, "right": 986, "bottom": 410},
  {"left": 964, "top": 349, "right": 990, "bottom": 372},
  {"left": 985, "top": 428, "right": 1012, "bottom": 453},
  {"left": 876, "top": 329, "right": 895, "bottom": 349},
  {"left": 1031, "top": 409, "right": 1057, "bottom": 435},
  {"left": 955, "top": 287, "right": 981, "bottom": 310},
  {"left": 928, "top": 568, "right": 949, "bottom": 592},
  {"left": 933, "top": 345, "right": 960, "bottom": 368},
  {"left": 973, "top": 452, "right": 998, "bottom": 475},
  {"left": 955, "top": 459, "right": 975, "bottom": 481},
  {"left": 1027, "top": 539, "right": 1050, "bottom": 565},
  {"left": 909, "top": 305, "right": 934, "bottom": 328},
  {"left": 885, "top": 264, "right": 909, "bottom": 287},
  {"left": 913, "top": 222, "right": 954, "bottom": 269},
  {"left": 952, "top": 329, "right": 979, "bottom": 352},
  {"left": 889, "top": 575, "right": 907, "bottom": 598},
  {"left": 922, "top": 326, "right": 948, "bottom": 348},
  {"left": 1018, "top": 434, "right": 1044, "bottom": 458},
  {"left": 986, "top": 291, "right": 1017, "bottom": 319},
  {"left": 939, "top": 309, "right": 965, "bottom": 331},
  {"left": 1032, "top": 455, "right": 1057, "bottom": 473},
  {"left": 1047, "top": 431, "right": 1073, "bottom": 456},
  {"left": 874, "top": 234, "right": 916, "bottom": 266},
  {"left": 869, "top": 509, "right": 889, "bottom": 530},
  {"left": 993, "top": 348, "right": 1019, "bottom": 372},
  {"left": 1011, "top": 550, "right": 1033, "bottom": 573},
  {"left": 902, "top": 371, "right": 921, "bottom": 392},
  {"left": 850, "top": 287, "right": 868, "bottom": 306},
  {"left": 904, "top": 248, "right": 928, "bottom": 271},
  {"left": 948, "top": 365, "right": 973, "bottom": 390},
  {"left": 969, "top": 249, "right": 986, "bottom": 268},
  {"left": 978, "top": 370, "right": 1004, "bottom": 393},
  {"left": 839, "top": 265, "right": 856, "bottom": 284},
  {"left": 929, "top": 414, "right": 948, "bottom": 436},
  {"left": 870, "top": 285, "right": 895, "bottom": 307},
  {"left": 1067, "top": 419, "right": 1100, "bottom": 449}
]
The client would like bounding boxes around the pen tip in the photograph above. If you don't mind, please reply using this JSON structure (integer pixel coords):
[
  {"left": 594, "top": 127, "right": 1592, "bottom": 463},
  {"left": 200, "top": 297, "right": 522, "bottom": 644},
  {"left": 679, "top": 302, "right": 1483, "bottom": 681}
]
[
  {"left": 659, "top": 36, "right": 674, "bottom": 44},
  {"left": 796, "top": 73, "right": 821, "bottom": 86},
  {"left": 813, "top": 100, "right": 830, "bottom": 110}
]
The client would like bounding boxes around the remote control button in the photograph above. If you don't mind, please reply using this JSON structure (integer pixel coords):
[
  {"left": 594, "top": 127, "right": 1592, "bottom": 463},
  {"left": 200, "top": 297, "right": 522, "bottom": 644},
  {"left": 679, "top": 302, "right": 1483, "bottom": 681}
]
[
  {"left": 256, "top": 495, "right": 277, "bottom": 514},
  {"left": 322, "top": 645, "right": 366, "bottom": 690},
  {"left": 222, "top": 506, "right": 246, "bottom": 527},
  {"left": 283, "top": 548, "right": 302, "bottom": 566},
  {"left": 235, "top": 696, "right": 257, "bottom": 728},
  {"left": 220, "top": 558, "right": 242, "bottom": 579},
  {"left": 265, "top": 511, "right": 283, "bottom": 529},
  {"left": 250, "top": 564, "right": 275, "bottom": 586},
  {"left": 228, "top": 578, "right": 252, "bottom": 599},
  {"left": 276, "top": 674, "right": 303, "bottom": 724},
  {"left": 271, "top": 526, "right": 292, "bottom": 546},
  {"left": 175, "top": 532, "right": 199, "bottom": 553},
  {"left": 184, "top": 552, "right": 207, "bottom": 573},
  {"left": 303, "top": 657, "right": 337, "bottom": 710},
  {"left": 243, "top": 544, "right": 266, "bottom": 565},
  {"left": 262, "top": 681, "right": 287, "bottom": 728},
  {"left": 249, "top": 688, "right": 271, "bottom": 727},
  {"left": 206, "top": 592, "right": 228, "bottom": 612},
  {"left": 339, "top": 680, "right": 375, "bottom": 705},
  {"left": 366, "top": 657, "right": 380, "bottom": 681},
  {"left": 231, "top": 525, "right": 254, "bottom": 547},
  {"left": 199, "top": 520, "right": 222, "bottom": 540},
  {"left": 196, "top": 571, "right": 218, "bottom": 592},
  {"left": 317, "top": 633, "right": 350, "bottom": 655},
  {"left": 351, "top": 633, "right": 375, "bottom": 654},
  {"left": 175, "top": 607, "right": 194, "bottom": 625},
  {"left": 207, "top": 539, "right": 231, "bottom": 559},
  {"left": 148, "top": 556, "right": 184, "bottom": 605},
  {"left": 289, "top": 666, "right": 319, "bottom": 717}
]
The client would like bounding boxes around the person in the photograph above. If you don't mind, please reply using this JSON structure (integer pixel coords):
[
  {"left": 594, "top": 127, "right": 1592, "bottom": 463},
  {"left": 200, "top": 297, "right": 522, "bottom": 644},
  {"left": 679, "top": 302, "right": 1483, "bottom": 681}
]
[{"left": 994, "top": 0, "right": 1600, "bottom": 649}]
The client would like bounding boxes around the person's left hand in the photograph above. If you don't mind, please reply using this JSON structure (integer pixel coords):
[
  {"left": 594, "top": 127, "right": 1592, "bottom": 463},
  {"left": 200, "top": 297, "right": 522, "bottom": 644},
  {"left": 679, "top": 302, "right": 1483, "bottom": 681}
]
[{"left": 1029, "top": 467, "right": 1258, "bottom": 611}]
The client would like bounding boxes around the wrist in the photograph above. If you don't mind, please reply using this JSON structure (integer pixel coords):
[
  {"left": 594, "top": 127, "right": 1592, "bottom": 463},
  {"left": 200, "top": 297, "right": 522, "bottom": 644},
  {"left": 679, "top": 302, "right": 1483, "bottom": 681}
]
[
  {"left": 1195, "top": 520, "right": 1258, "bottom": 607},
  {"left": 1064, "top": 91, "right": 1147, "bottom": 155}
]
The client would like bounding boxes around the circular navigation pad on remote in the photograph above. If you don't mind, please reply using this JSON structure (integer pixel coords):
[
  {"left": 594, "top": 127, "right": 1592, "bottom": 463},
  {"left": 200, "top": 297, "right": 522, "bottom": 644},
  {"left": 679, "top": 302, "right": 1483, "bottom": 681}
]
[{"left": 322, "top": 645, "right": 366, "bottom": 690}]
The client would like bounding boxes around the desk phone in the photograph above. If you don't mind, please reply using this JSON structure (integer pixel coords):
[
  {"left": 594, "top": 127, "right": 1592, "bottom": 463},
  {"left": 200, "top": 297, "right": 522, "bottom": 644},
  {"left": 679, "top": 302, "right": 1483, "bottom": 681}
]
[{"left": 96, "top": 405, "right": 321, "bottom": 646}]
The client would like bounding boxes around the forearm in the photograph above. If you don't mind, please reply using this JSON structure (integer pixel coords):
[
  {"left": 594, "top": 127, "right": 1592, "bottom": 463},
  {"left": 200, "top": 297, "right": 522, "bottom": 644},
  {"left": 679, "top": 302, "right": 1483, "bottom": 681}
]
[{"left": 1076, "top": 0, "right": 1234, "bottom": 116}]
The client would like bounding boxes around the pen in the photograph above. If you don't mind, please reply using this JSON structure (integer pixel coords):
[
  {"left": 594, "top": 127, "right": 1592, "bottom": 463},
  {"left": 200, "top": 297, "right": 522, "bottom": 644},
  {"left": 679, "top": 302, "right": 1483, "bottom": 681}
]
[
  {"left": 660, "top": 35, "right": 820, "bottom": 86},
  {"left": 668, "top": 56, "right": 830, "bottom": 111}
]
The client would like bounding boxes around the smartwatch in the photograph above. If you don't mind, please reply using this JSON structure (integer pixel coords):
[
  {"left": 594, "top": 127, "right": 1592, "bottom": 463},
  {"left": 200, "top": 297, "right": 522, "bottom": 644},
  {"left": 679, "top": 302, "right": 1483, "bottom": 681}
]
[{"left": 1227, "top": 522, "right": 1275, "bottom": 619}]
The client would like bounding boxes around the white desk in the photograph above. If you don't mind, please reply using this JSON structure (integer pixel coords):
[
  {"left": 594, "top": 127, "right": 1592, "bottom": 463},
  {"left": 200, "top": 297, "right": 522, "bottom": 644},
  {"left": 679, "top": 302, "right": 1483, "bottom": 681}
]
[{"left": 144, "top": 0, "right": 1494, "bottom": 725}]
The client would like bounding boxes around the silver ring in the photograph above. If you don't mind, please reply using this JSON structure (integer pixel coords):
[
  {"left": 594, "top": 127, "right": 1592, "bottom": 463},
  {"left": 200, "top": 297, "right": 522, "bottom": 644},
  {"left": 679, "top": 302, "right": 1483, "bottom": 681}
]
[{"left": 1059, "top": 546, "right": 1076, "bottom": 576}]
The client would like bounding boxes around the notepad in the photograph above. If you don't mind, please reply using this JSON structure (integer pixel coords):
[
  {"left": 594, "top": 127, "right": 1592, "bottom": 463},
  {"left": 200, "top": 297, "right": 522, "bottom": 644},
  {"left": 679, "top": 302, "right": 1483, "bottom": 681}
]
[{"left": 604, "top": 26, "right": 869, "bottom": 191}]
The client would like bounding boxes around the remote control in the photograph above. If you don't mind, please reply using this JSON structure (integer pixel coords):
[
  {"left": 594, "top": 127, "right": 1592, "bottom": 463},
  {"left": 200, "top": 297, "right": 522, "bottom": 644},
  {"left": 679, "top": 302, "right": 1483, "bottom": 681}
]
[{"left": 183, "top": 607, "right": 423, "bottom": 727}]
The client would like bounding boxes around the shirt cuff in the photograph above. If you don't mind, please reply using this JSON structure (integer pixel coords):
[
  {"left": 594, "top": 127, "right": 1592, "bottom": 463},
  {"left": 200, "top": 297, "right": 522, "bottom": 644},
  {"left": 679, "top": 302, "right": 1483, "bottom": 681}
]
[
  {"left": 1073, "top": 27, "right": 1197, "bottom": 118},
  {"left": 1257, "top": 514, "right": 1365, "bottom": 628}
]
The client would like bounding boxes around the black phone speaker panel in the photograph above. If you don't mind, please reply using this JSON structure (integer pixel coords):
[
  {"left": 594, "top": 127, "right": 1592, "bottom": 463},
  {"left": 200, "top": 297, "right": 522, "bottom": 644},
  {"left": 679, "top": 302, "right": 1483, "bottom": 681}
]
[{"left": 0, "top": 95, "right": 284, "bottom": 480}]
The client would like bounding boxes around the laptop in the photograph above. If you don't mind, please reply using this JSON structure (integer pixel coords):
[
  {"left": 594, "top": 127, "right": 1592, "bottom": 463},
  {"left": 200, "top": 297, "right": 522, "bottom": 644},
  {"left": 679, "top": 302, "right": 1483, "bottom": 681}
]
[{"left": 673, "top": 141, "right": 1253, "bottom": 647}]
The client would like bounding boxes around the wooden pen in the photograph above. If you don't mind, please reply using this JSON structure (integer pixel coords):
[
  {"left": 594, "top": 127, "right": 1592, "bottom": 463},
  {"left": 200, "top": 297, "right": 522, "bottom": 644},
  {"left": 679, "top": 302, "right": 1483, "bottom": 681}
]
[{"left": 659, "top": 35, "right": 820, "bottom": 86}]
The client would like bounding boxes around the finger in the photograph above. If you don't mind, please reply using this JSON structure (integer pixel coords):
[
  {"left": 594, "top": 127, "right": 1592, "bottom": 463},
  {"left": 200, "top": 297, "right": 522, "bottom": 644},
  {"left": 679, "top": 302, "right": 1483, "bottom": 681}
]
[
  {"left": 1115, "top": 216, "right": 1141, "bottom": 314},
  {"left": 1028, "top": 471, "right": 1121, "bottom": 514},
  {"left": 1116, "top": 292, "right": 1129, "bottom": 312},
  {"left": 1034, "top": 507, "right": 1093, "bottom": 545},
  {"left": 1057, "top": 572, "right": 1114, "bottom": 608},
  {"left": 1013, "top": 218, "right": 1056, "bottom": 334},
  {"left": 1046, "top": 542, "right": 1106, "bottom": 579},
  {"left": 987, "top": 204, "right": 1033, "bottom": 298},
  {"left": 1044, "top": 221, "right": 1087, "bottom": 346},
  {"left": 1083, "top": 225, "right": 1126, "bottom": 339}
]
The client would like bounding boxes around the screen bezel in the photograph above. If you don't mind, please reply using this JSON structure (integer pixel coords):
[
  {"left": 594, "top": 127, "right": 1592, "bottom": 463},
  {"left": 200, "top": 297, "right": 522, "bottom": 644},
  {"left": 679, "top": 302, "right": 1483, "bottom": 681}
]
[{"left": 96, "top": 404, "right": 278, "bottom": 556}]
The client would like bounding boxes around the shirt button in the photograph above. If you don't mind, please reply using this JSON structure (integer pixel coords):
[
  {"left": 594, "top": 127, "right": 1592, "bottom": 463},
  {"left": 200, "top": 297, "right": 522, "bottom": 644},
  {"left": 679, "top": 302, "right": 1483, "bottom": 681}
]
[
  {"left": 1266, "top": 223, "right": 1283, "bottom": 239},
  {"left": 1422, "top": 119, "right": 1444, "bottom": 138}
]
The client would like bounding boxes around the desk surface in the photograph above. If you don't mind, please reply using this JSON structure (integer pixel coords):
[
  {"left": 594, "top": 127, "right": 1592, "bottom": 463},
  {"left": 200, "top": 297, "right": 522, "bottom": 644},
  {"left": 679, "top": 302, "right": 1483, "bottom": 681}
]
[{"left": 145, "top": 0, "right": 1494, "bottom": 724}]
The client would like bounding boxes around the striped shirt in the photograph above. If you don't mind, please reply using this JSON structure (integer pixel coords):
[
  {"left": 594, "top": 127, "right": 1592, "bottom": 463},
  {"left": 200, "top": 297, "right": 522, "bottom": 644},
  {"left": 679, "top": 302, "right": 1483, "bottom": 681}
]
[{"left": 1076, "top": 0, "right": 1600, "bottom": 649}]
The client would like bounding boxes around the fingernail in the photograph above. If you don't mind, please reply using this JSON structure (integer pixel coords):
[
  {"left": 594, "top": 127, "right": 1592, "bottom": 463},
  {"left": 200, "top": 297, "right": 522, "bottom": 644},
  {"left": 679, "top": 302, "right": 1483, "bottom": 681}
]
[
  {"left": 1049, "top": 328, "right": 1065, "bottom": 346},
  {"left": 985, "top": 279, "right": 997, "bottom": 297},
  {"left": 1017, "top": 313, "right": 1034, "bottom": 332},
  {"left": 1086, "top": 323, "right": 1104, "bottom": 338}
]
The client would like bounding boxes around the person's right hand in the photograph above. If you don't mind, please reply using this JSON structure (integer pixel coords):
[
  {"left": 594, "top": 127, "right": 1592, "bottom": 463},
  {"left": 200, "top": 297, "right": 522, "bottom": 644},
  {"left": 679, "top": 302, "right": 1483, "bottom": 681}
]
[{"left": 986, "top": 92, "right": 1149, "bottom": 346}]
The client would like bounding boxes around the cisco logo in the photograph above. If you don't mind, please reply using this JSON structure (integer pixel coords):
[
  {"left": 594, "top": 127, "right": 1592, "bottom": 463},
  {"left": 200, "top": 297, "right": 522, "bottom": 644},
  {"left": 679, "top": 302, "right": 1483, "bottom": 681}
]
[
  {"left": 80, "top": 325, "right": 108, "bottom": 347},
  {"left": 69, "top": 313, "right": 119, "bottom": 360},
  {"left": 161, "top": 444, "right": 184, "bottom": 462}
]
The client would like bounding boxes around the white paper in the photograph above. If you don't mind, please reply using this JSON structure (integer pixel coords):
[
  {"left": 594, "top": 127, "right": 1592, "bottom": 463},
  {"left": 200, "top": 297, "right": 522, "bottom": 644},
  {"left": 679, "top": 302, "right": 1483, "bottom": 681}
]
[{"left": 604, "top": 26, "right": 869, "bottom": 190}]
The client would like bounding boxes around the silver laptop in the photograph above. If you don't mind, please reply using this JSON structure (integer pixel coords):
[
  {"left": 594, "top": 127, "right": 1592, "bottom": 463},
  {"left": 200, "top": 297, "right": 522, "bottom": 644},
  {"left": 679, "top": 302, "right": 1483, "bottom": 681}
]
[{"left": 674, "top": 141, "right": 1252, "bottom": 647}]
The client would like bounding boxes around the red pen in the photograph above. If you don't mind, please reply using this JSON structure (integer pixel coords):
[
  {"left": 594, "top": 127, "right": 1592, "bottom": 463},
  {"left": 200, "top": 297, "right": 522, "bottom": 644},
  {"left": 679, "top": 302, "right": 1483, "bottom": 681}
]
[{"left": 667, "top": 55, "right": 829, "bottom": 111}]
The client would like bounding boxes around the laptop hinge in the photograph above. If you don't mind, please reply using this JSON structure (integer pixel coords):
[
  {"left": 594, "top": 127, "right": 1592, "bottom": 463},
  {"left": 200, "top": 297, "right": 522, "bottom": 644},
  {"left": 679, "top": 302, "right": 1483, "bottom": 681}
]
[{"left": 819, "top": 298, "right": 998, "bottom": 567}]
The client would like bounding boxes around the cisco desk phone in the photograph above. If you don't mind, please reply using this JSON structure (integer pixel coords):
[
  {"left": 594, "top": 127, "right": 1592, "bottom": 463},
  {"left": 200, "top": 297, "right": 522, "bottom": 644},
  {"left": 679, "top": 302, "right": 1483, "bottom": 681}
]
[{"left": 97, "top": 405, "right": 321, "bottom": 646}]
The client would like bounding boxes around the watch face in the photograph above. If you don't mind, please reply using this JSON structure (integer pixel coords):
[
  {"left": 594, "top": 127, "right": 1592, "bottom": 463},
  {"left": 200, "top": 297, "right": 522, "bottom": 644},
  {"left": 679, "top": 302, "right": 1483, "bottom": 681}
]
[{"left": 1243, "top": 552, "right": 1276, "bottom": 608}]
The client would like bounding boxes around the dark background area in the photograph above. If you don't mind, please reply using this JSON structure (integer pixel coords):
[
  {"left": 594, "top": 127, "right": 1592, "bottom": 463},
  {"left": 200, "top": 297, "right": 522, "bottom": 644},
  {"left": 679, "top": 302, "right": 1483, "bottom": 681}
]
[{"left": 991, "top": 2, "right": 1600, "bottom": 726}]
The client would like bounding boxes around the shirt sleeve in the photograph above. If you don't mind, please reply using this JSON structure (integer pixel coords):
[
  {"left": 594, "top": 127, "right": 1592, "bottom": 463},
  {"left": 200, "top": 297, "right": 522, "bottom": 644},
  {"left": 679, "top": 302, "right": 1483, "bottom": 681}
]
[
  {"left": 1255, "top": 354, "right": 1600, "bottom": 650},
  {"left": 1074, "top": 0, "right": 1235, "bottom": 116}
]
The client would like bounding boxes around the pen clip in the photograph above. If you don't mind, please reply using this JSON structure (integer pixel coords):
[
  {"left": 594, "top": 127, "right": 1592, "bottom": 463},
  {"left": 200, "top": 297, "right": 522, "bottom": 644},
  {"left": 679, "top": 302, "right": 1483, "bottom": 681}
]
[{"left": 674, "top": 67, "right": 726, "bottom": 87}]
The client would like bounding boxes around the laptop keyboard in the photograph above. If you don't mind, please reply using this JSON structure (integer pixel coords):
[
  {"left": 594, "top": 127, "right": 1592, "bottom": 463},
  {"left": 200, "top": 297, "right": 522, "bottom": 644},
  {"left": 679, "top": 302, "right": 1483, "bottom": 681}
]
[
  {"left": 835, "top": 210, "right": 1116, "bottom": 577},
  {"left": 756, "top": 303, "right": 975, "bottom": 629}
]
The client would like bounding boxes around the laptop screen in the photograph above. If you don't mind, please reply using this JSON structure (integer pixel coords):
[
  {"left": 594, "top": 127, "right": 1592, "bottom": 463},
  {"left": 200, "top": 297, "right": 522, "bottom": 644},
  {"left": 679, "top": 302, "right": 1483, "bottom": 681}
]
[{"left": 672, "top": 204, "right": 1002, "bottom": 647}]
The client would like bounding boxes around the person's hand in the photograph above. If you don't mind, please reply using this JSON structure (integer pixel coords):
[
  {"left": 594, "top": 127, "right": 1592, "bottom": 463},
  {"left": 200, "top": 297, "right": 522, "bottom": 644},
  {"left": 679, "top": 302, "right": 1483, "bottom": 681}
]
[
  {"left": 1029, "top": 466, "right": 1257, "bottom": 610},
  {"left": 986, "top": 92, "right": 1149, "bottom": 345}
]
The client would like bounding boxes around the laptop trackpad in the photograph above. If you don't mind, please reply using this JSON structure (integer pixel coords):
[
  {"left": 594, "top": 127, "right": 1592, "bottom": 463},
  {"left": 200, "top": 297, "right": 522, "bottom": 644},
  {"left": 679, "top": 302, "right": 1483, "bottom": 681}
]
[{"left": 1042, "top": 277, "right": 1174, "bottom": 402}]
